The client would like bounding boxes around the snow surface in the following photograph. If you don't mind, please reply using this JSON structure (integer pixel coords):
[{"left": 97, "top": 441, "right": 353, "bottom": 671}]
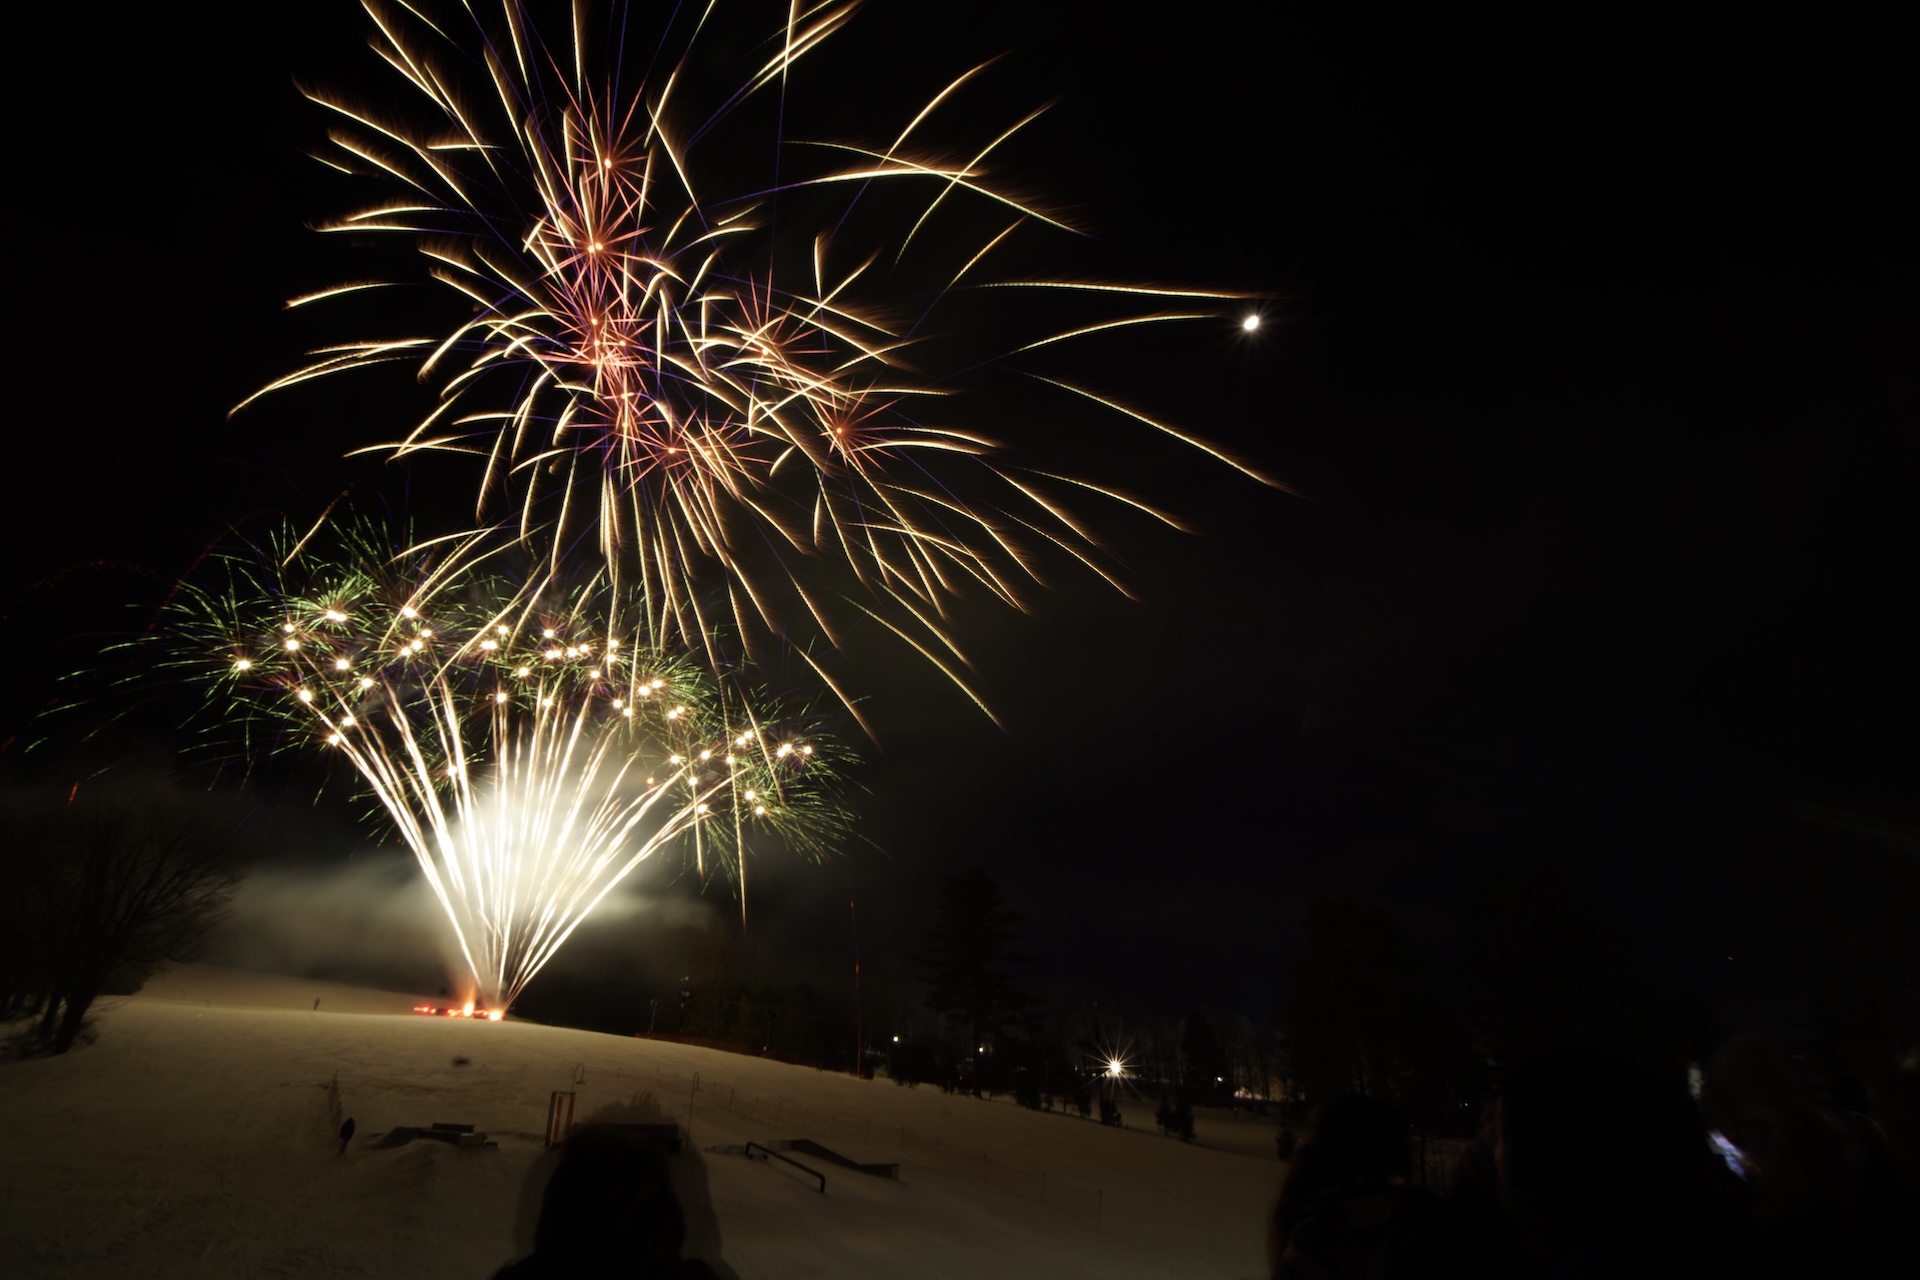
[{"left": 1, "top": 965, "right": 1282, "bottom": 1278}]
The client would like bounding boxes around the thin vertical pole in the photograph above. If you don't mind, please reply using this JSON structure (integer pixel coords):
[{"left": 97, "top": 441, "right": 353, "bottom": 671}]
[{"left": 848, "top": 874, "right": 862, "bottom": 1077}]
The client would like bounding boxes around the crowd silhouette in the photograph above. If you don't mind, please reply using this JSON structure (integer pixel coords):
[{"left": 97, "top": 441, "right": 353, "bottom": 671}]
[
  {"left": 1267, "top": 1037, "right": 1917, "bottom": 1278},
  {"left": 486, "top": 1033, "right": 1916, "bottom": 1277}
]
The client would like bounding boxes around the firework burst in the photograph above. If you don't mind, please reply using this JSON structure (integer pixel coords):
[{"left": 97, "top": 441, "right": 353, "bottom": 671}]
[
  {"left": 156, "top": 523, "right": 848, "bottom": 1009},
  {"left": 239, "top": 0, "right": 1265, "bottom": 722}
]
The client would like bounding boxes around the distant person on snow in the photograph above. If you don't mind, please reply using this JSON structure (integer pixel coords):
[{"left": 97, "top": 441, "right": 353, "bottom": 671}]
[{"left": 337, "top": 1117, "right": 355, "bottom": 1155}]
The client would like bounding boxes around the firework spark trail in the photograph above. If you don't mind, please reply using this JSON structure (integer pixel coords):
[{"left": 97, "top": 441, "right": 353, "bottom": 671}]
[
  {"left": 327, "top": 673, "right": 724, "bottom": 1008},
  {"left": 161, "top": 526, "right": 844, "bottom": 1009},
  {"left": 239, "top": 0, "right": 1266, "bottom": 714}
]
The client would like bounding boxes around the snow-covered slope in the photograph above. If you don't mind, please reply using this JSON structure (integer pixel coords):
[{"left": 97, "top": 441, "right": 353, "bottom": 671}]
[{"left": 0, "top": 966, "right": 1279, "bottom": 1278}]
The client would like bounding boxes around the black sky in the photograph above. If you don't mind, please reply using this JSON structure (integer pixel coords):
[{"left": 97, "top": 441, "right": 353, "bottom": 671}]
[{"left": 6, "top": 2, "right": 1913, "bottom": 1026}]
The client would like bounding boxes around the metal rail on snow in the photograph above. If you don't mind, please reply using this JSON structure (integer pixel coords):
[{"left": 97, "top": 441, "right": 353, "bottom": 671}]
[{"left": 743, "top": 1141, "right": 826, "bottom": 1193}]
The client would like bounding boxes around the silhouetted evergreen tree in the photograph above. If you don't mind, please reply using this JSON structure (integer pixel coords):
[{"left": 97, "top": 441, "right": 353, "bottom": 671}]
[
  {"left": 1459, "top": 864, "right": 1620, "bottom": 1067},
  {"left": 1283, "top": 897, "right": 1433, "bottom": 1112},
  {"left": 886, "top": 1032, "right": 940, "bottom": 1086},
  {"left": 1066, "top": 1058, "right": 1094, "bottom": 1117},
  {"left": 1459, "top": 863, "right": 1712, "bottom": 1073},
  {"left": 678, "top": 918, "right": 743, "bottom": 1040},
  {"left": 1181, "top": 1008, "right": 1230, "bottom": 1103},
  {"left": 916, "top": 867, "right": 1030, "bottom": 1097}
]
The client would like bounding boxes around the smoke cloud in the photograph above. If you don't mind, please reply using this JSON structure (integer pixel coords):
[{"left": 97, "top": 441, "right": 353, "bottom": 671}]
[{"left": 203, "top": 852, "right": 719, "bottom": 997}]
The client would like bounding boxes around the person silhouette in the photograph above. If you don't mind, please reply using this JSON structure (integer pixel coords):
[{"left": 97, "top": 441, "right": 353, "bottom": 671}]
[{"left": 492, "top": 1128, "right": 722, "bottom": 1278}]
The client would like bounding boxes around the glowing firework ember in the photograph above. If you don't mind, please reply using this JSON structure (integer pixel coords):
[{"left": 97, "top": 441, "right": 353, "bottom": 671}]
[
  {"left": 412, "top": 1002, "right": 501, "bottom": 1020},
  {"left": 241, "top": 0, "right": 1264, "bottom": 719},
  {"left": 159, "top": 525, "right": 846, "bottom": 1010}
]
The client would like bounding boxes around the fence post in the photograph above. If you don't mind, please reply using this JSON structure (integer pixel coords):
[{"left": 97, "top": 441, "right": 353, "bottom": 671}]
[
  {"left": 317, "top": 1071, "right": 344, "bottom": 1139},
  {"left": 547, "top": 1091, "right": 577, "bottom": 1147}
]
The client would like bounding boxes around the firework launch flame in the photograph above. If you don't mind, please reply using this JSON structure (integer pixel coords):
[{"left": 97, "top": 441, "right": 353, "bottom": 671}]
[
  {"left": 155, "top": 523, "right": 847, "bottom": 1010},
  {"left": 240, "top": 0, "right": 1265, "bottom": 721}
]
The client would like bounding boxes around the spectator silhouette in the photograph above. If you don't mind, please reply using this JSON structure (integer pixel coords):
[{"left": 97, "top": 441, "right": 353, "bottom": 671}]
[
  {"left": 1876, "top": 1067, "right": 1920, "bottom": 1204},
  {"left": 1267, "top": 1093, "right": 1467, "bottom": 1278},
  {"left": 1703, "top": 1034, "right": 1914, "bottom": 1276},
  {"left": 1439, "top": 1102, "right": 1527, "bottom": 1277},
  {"left": 1487, "top": 1051, "right": 1777, "bottom": 1278},
  {"left": 492, "top": 1127, "right": 722, "bottom": 1279}
]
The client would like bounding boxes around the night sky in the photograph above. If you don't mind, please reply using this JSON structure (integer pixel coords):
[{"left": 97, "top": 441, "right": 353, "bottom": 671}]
[{"left": 6, "top": 3, "right": 1912, "bottom": 1031}]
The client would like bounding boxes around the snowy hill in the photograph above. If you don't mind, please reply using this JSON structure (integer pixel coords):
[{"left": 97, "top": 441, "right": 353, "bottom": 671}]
[{"left": 0, "top": 966, "right": 1279, "bottom": 1278}]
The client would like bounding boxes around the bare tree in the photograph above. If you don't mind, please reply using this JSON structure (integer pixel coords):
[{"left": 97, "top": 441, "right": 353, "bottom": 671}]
[
  {"left": 0, "top": 800, "right": 60, "bottom": 1022},
  {"left": 6, "top": 760, "right": 251, "bottom": 1053}
]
